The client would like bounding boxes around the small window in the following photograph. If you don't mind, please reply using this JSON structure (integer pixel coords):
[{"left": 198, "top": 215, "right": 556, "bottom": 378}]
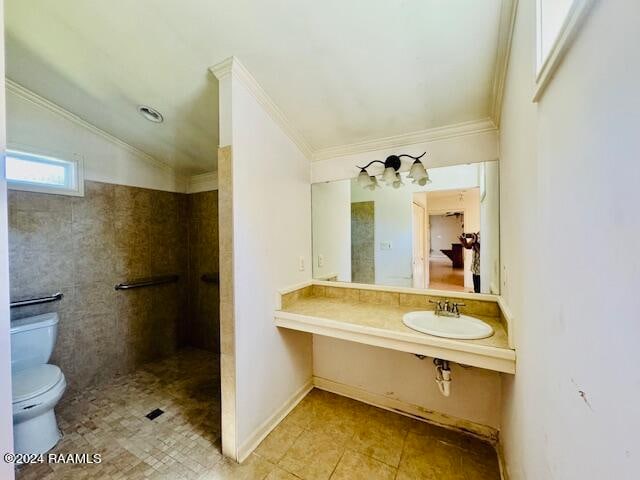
[
  {"left": 536, "top": 0, "right": 574, "bottom": 74},
  {"left": 534, "top": 0, "right": 595, "bottom": 101},
  {"left": 5, "top": 150, "right": 84, "bottom": 196}
]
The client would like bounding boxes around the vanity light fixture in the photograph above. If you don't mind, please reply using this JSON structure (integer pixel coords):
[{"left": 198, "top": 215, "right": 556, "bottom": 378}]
[{"left": 356, "top": 152, "right": 430, "bottom": 189}]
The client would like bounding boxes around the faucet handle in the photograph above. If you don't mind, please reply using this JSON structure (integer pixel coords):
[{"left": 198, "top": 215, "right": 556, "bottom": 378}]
[
  {"left": 428, "top": 299, "right": 444, "bottom": 311},
  {"left": 451, "top": 301, "right": 465, "bottom": 315},
  {"left": 429, "top": 300, "right": 449, "bottom": 315}
]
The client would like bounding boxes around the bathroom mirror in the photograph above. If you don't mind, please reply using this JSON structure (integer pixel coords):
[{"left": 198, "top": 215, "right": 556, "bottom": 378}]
[{"left": 311, "top": 161, "right": 500, "bottom": 294}]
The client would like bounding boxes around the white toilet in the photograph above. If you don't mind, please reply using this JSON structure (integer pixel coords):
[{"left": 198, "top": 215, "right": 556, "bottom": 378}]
[{"left": 10, "top": 312, "right": 67, "bottom": 455}]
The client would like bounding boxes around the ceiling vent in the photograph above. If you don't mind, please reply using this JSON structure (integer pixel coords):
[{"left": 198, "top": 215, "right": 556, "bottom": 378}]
[{"left": 137, "top": 105, "right": 164, "bottom": 123}]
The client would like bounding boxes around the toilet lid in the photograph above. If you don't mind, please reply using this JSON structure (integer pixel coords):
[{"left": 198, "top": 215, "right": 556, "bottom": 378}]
[{"left": 12, "top": 365, "right": 63, "bottom": 404}]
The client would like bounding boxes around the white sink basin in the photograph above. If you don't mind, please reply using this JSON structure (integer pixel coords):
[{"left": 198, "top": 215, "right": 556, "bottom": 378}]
[{"left": 402, "top": 311, "right": 494, "bottom": 340}]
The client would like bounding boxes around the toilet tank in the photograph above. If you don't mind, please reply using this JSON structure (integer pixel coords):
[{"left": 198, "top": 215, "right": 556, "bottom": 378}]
[{"left": 10, "top": 313, "right": 59, "bottom": 372}]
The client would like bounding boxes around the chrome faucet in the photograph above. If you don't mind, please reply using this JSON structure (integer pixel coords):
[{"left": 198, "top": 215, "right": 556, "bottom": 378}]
[{"left": 429, "top": 299, "right": 465, "bottom": 317}]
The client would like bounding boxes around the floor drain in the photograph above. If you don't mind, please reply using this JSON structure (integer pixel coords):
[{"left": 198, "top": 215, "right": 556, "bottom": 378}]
[{"left": 146, "top": 408, "right": 164, "bottom": 420}]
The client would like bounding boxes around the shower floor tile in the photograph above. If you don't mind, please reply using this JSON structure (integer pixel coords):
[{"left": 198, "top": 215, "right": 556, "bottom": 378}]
[{"left": 16, "top": 348, "right": 222, "bottom": 480}]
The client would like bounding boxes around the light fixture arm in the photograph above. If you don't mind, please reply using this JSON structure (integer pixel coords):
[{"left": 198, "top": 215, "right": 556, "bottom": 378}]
[
  {"left": 357, "top": 152, "right": 426, "bottom": 173},
  {"left": 357, "top": 159, "right": 386, "bottom": 170},
  {"left": 398, "top": 152, "right": 426, "bottom": 161}
]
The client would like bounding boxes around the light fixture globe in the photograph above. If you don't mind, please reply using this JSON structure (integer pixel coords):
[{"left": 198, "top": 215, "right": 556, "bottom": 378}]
[
  {"left": 408, "top": 159, "right": 427, "bottom": 180},
  {"left": 416, "top": 174, "right": 431, "bottom": 186},
  {"left": 365, "top": 176, "right": 380, "bottom": 191},
  {"left": 410, "top": 164, "right": 430, "bottom": 186},
  {"left": 357, "top": 169, "right": 373, "bottom": 188},
  {"left": 382, "top": 167, "right": 396, "bottom": 185},
  {"left": 393, "top": 172, "right": 404, "bottom": 189}
]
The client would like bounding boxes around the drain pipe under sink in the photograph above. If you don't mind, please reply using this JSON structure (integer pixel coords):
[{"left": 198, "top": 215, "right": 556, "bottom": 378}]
[{"left": 433, "top": 358, "right": 451, "bottom": 397}]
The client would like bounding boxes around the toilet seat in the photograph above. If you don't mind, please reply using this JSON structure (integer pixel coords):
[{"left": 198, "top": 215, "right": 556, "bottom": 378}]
[{"left": 12, "top": 365, "right": 64, "bottom": 404}]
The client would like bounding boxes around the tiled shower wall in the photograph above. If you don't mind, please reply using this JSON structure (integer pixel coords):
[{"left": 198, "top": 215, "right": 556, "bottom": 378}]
[
  {"left": 186, "top": 191, "right": 220, "bottom": 351},
  {"left": 351, "top": 201, "right": 375, "bottom": 284},
  {"left": 8, "top": 181, "right": 219, "bottom": 394}
]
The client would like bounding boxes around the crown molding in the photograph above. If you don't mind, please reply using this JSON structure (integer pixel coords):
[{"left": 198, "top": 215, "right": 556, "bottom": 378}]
[
  {"left": 209, "top": 57, "right": 313, "bottom": 159},
  {"left": 209, "top": 57, "right": 235, "bottom": 81},
  {"left": 187, "top": 171, "right": 218, "bottom": 193},
  {"left": 6, "top": 78, "right": 177, "bottom": 175},
  {"left": 491, "top": 0, "right": 518, "bottom": 127},
  {"left": 311, "top": 118, "right": 497, "bottom": 162},
  {"left": 212, "top": 28, "right": 514, "bottom": 163}
]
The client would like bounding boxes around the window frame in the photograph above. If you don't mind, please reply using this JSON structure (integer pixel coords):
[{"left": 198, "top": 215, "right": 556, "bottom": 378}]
[
  {"left": 5, "top": 148, "right": 84, "bottom": 196},
  {"left": 533, "top": 0, "right": 596, "bottom": 102}
]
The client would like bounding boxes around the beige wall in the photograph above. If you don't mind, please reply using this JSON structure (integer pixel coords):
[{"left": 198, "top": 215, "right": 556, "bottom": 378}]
[
  {"left": 499, "top": 1, "right": 640, "bottom": 478},
  {"left": 311, "top": 180, "right": 351, "bottom": 282},
  {"left": 217, "top": 59, "right": 313, "bottom": 456},
  {"left": 351, "top": 183, "right": 415, "bottom": 287},
  {"left": 8, "top": 182, "right": 221, "bottom": 395},
  {"left": 8, "top": 182, "right": 189, "bottom": 393},
  {"left": 0, "top": 0, "right": 16, "bottom": 472},
  {"left": 311, "top": 130, "right": 498, "bottom": 183},
  {"left": 429, "top": 214, "right": 463, "bottom": 256},
  {"left": 313, "top": 337, "right": 502, "bottom": 430}
]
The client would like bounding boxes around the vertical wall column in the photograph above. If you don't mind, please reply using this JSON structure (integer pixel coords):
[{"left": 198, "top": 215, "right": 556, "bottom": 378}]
[
  {"left": 217, "top": 145, "right": 237, "bottom": 459},
  {"left": 213, "top": 56, "right": 238, "bottom": 460},
  {"left": 211, "top": 56, "right": 313, "bottom": 460}
]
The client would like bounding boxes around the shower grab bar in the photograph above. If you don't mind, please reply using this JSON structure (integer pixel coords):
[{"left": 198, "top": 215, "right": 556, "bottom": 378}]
[
  {"left": 200, "top": 273, "right": 219, "bottom": 284},
  {"left": 10, "top": 291, "right": 64, "bottom": 308},
  {"left": 115, "top": 275, "right": 179, "bottom": 291}
]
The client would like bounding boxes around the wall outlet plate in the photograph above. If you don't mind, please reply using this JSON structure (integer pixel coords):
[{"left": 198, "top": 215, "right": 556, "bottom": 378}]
[
  {"left": 380, "top": 241, "right": 392, "bottom": 251},
  {"left": 502, "top": 265, "right": 508, "bottom": 290}
]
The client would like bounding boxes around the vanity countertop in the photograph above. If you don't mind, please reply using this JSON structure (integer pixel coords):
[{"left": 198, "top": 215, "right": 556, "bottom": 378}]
[{"left": 274, "top": 291, "right": 515, "bottom": 374}]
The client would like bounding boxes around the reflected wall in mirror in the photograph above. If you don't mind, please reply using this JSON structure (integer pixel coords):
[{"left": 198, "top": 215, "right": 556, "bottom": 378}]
[{"left": 312, "top": 161, "right": 500, "bottom": 294}]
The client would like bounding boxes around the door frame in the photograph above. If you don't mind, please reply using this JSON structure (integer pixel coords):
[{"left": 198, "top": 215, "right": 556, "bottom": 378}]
[{"left": 411, "top": 201, "right": 426, "bottom": 289}]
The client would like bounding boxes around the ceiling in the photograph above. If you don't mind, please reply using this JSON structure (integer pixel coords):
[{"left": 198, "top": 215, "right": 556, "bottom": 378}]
[{"left": 5, "top": 0, "right": 508, "bottom": 175}]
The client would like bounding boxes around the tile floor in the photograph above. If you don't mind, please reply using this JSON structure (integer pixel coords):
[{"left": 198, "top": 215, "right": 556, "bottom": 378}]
[
  {"left": 16, "top": 348, "right": 500, "bottom": 480},
  {"left": 16, "top": 348, "right": 222, "bottom": 480},
  {"left": 255, "top": 389, "right": 500, "bottom": 480}
]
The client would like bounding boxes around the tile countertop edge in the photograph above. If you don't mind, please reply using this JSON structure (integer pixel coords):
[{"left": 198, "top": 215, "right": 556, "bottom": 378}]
[
  {"left": 280, "top": 279, "right": 500, "bottom": 302},
  {"left": 274, "top": 310, "right": 516, "bottom": 374}
]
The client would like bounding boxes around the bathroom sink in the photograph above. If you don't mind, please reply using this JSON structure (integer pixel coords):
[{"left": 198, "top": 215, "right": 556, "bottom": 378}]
[{"left": 402, "top": 311, "right": 494, "bottom": 340}]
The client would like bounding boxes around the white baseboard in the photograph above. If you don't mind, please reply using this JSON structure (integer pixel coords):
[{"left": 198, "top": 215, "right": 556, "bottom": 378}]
[
  {"left": 313, "top": 376, "right": 499, "bottom": 443},
  {"left": 236, "top": 379, "right": 313, "bottom": 462}
]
